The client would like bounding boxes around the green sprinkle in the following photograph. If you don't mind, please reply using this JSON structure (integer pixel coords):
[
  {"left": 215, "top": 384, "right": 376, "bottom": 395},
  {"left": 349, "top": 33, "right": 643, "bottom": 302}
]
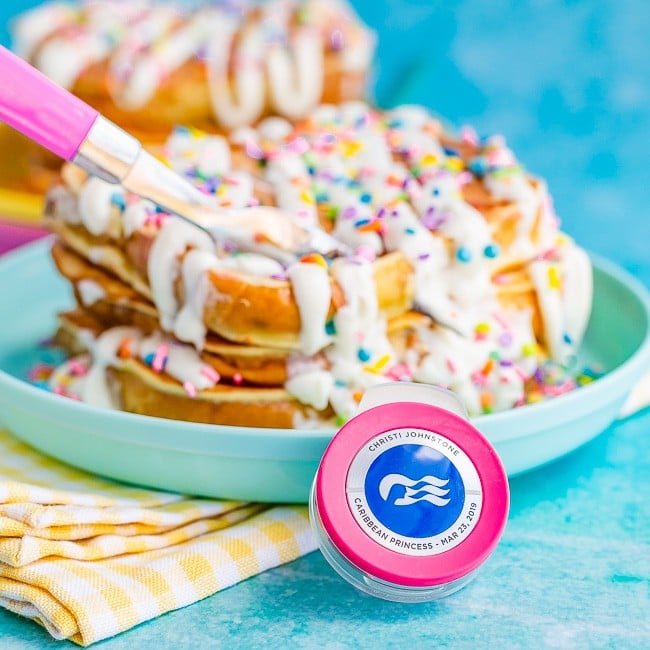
[{"left": 326, "top": 206, "right": 340, "bottom": 221}]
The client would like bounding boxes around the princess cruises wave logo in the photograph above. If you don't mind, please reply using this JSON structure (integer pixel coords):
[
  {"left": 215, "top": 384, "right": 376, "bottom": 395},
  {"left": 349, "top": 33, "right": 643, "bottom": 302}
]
[
  {"left": 364, "top": 444, "right": 465, "bottom": 538},
  {"left": 378, "top": 474, "right": 451, "bottom": 507}
]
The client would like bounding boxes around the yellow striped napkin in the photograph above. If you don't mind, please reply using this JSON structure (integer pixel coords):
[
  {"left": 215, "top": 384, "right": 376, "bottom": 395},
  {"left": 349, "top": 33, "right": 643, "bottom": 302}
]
[{"left": 0, "top": 429, "right": 315, "bottom": 646}]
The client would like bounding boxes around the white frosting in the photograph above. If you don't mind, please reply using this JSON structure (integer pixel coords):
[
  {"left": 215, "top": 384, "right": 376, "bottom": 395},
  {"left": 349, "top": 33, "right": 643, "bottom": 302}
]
[
  {"left": 267, "top": 28, "right": 324, "bottom": 119},
  {"left": 77, "top": 178, "right": 123, "bottom": 237},
  {"left": 35, "top": 33, "right": 113, "bottom": 89},
  {"left": 69, "top": 326, "right": 223, "bottom": 406},
  {"left": 173, "top": 250, "right": 218, "bottom": 349},
  {"left": 530, "top": 242, "right": 592, "bottom": 365},
  {"left": 206, "top": 19, "right": 266, "bottom": 128},
  {"left": 82, "top": 326, "right": 142, "bottom": 408},
  {"left": 285, "top": 370, "right": 333, "bottom": 410},
  {"left": 147, "top": 218, "right": 213, "bottom": 331},
  {"left": 122, "top": 200, "right": 155, "bottom": 238},
  {"left": 77, "top": 279, "right": 106, "bottom": 307},
  {"left": 139, "top": 332, "right": 216, "bottom": 390},
  {"left": 287, "top": 261, "right": 332, "bottom": 355},
  {"left": 561, "top": 243, "right": 593, "bottom": 348},
  {"left": 11, "top": 2, "right": 76, "bottom": 59},
  {"left": 484, "top": 170, "right": 539, "bottom": 258}
]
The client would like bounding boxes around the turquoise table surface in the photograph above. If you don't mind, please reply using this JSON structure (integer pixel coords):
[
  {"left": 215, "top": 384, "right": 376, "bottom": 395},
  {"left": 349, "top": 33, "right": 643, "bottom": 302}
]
[{"left": 1, "top": 1, "right": 649, "bottom": 648}]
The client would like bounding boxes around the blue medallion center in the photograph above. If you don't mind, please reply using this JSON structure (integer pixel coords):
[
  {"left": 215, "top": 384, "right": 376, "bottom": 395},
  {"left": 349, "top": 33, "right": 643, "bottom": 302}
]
[{"left": 364, "top": 443, "right": 465, "bottom": 538}]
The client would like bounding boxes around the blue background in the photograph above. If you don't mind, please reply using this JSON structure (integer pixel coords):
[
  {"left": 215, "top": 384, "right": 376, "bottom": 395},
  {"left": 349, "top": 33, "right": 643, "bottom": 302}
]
[{"left": 1, "top": 1, "right": 649, "bottom": 648}]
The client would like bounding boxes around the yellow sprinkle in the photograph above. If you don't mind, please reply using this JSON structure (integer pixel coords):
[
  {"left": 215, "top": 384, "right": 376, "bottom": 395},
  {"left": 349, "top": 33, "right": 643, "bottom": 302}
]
[
  {"left": 153, "top": 153, "right": 172, "bottom": 168},
  {"left": 522, "top": 342, "right": 538, "bottom": 357},
  {"left": 217, "top": 185, "right": 226, "bottom": 196},
  {"left": 556, "top": 233, "right": 570, "bottom": 246},
  {"left": 365, "top": 354, "right": 391, "bottom": 374},
  {"left": 300, "top": 191, "right": 315, "bottom": 204},
  {"left": 475, "top": 322, "right": 491, "bottom": 335},
  {"left": 341, "top": 141, "right": 362, "bottom": 158},
  {"left": 445, "top": 157, "right": 464, "bottom": 172},
  {"left": 299, "top": 253, "right": 328, "bottom": 269},
  {"left": 527, "top": 391, "right": 543, "bottom": 404},
  {"left": 189, "top": 126, "right": 206, "bottom": 139},
  {"left": 421, "top": 153, "right": 439, "bottom": 166},
  {"left": 548, "top": 266, "right": 561, "bottom": 290}
]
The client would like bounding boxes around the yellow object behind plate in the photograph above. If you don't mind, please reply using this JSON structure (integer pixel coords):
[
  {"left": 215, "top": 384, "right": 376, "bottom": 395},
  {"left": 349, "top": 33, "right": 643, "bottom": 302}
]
[{"left": 0, "top": 188, "right": 44, "bottom": 223}]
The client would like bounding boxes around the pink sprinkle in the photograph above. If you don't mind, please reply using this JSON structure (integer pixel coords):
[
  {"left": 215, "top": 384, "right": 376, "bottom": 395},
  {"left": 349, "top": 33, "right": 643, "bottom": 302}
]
[
  {"left": 354, "top": 245, "right": 377, "bottom": 262},
  {"left": 223, "top": 175, "right": 241, "bottom": 186},
  {"left": 68, "top": 359, "right": 87, "bottom": 377},
  {"left": 492, "top": 311, "right": 510, "bottom": 330},
  {"left": 458, "top": 171, "right": 473, "bottom": 185},
  {"left": 183, "top": 381, "right": 197, "bottom": 398},
  {"left": 296, "top": 208, "right": 312, "bottom": 219},
  {"left": 54, "top": 385, "right": 66, "bottom": 396},
  {"left": 386, "top": 363, "right": 412, "bottom": 381},
  {"left": 493, "top": 274, "right": 510, "bottom": 285},
  {"left": 446, "top": 358, "right": 457, "bottom": 373},
  {"left": 514, "top": 367, "right": 529, "bottom": 381},
  {"left": 152, "top": 344, "right": 169, "bottom": 373},
  {"left": 288, "top": 136, "right": 310, "bottom": 155},
  {"left": 247, "top": 196, "right": 260, "bottom": 207},
  {"left": 461, "top": 125, "right": 479, "bottom": 146},
  {"left": 408, "top": 184, "right": 422, "bottom": 200},
  {"left": 471, "top": 370, "right": 489, "bottom": 387},
  {"left": 245, "top": 140, "right": 264, "bottom": 160},
  {"left": 406, "top": 146, "right": 420, "bottom": 159},
  {"left": 233, "top": 373, "right": 243, "bottom": 385},
  {"left": 200, "top": 366, "right": 221, "bottom": 383},
  {"left": 354, "top": 331, "right": 365, "bottom": 342}
]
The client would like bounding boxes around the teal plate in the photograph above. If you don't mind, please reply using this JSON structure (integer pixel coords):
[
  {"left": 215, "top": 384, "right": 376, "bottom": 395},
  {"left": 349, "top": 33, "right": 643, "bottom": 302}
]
[{"left": 1, "top": 239, "right": 649, "bottom": 503}]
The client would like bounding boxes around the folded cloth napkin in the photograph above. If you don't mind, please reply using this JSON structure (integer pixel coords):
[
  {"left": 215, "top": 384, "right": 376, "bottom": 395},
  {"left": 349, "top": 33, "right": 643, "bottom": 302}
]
[{"left": 0, "top": 429, "right": 316, "bottom": 646}]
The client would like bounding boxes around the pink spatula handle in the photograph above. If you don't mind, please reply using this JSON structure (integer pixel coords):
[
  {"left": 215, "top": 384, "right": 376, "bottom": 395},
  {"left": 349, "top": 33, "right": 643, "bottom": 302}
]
[{"left": 0, "top": 45, "right": 98, "bottom": 160}]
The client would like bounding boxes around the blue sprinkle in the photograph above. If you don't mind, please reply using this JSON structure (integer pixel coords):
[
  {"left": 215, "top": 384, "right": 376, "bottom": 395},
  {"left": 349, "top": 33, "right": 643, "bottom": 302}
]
[
  {"left": 443, "top": 147, "right": 459, "bottom": 157},
  {"left": 404, "top": 227, "right": 416, "bottom": 235},
  {"left": 315, "top": 192, "right": 329, "bottom": 203},
  {"left": 325, "top": 320, "right": 336, "bottom": 335},
  {"left": 388, "top": 119, "right": 403, "bottom": 129},
  {"left": 144, "top": 352, "right": 155, "bottom": 366},
  {"left": 33, "top": 380, "right": 50, "bottom": 391},
  {"left": 359, "top": 193, "right": 372, "bottom": 204},
  {"left": 110, "top": 193, "right": 126, "bottom": 211},
  {"left": 307, "top": 166, "right": 315, "bottom": 176},
  {"left": 354, "top": 218, "right": 370, "bottom": 228},
  {"left": 456, "top": 247, "right": 472, "bottom": 263},
  {"left": 357, "top": 348, "right": 371, "bottom": 362},
  {"left": 335, "top": 379, "right": 347, "bottom": 388},
  {"left": 432, "top": 187, "right": 440, "bottom": 196},
  {"left": 347, "top": 179, "right": 361, "bottom": 189},
  {"left": 469, "top": 156, "right": 489, "bottom": 175},
  {"left": 154, "top": 205, "right": 167, "bottom": 214},
  {"left": 483, "top": 244, "right": 500, "bottom": 258},
  {"left": 563, "top": 333, "right": 573, "bottom": 344}
]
